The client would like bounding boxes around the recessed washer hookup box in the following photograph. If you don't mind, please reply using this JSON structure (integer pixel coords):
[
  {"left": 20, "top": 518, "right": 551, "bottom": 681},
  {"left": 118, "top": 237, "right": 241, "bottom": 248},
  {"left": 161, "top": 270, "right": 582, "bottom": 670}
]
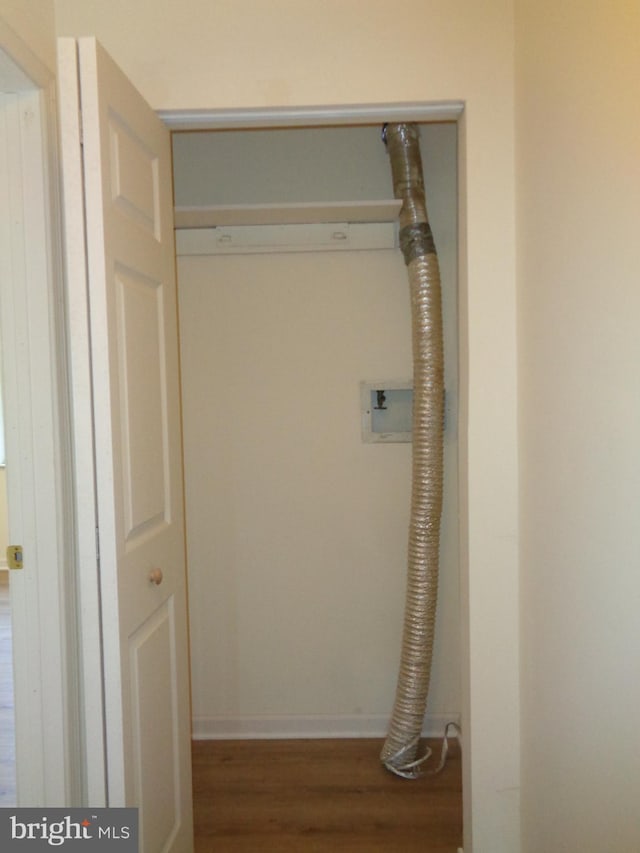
[{"left": 360, "top": 380, "right": 413, "bottom": 443}]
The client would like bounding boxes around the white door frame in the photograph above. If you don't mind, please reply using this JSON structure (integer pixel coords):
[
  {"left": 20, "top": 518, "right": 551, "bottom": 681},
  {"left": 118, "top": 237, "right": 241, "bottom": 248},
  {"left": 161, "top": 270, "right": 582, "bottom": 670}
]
[
  {"left": 161, "top": 99, "right": 474, "bottom": 846},
  {"left": 159, "top": 101, "right": 462, "bottom": 131},
  {"left": 0, "top": 20, "right": 81, "bottom": 805},
  {"left": 160, "top": 98, "right": 471, "bottom": 828}
]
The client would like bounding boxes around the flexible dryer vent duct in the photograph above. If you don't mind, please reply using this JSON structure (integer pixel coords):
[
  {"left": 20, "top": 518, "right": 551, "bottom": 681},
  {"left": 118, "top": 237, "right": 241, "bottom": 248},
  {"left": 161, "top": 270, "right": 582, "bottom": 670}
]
[{"left": 380, "top": 123, "right": 445, "bottom": 778}]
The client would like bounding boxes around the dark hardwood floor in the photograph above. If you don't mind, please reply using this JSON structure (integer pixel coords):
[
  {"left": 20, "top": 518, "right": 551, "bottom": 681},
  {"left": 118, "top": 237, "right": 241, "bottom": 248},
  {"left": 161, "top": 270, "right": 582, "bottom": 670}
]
[{"left": 192, "top": 737, "right": 462, "bottom": 852}]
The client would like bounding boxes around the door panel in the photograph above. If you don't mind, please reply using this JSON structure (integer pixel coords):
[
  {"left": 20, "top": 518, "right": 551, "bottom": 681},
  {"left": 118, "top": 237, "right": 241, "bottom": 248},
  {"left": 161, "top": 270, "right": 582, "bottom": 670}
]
[
  {"left": 115, "top": 265, "right": 167, "bottom": 540},
  {"left": 58, "top": 37, "right": 192, "bottom": 852},
  {"left": 108, "top": 115, "right": 161, "bottom": 239},
  {"left": 130, "top": 599, "right": 181, "bottom": 853}
]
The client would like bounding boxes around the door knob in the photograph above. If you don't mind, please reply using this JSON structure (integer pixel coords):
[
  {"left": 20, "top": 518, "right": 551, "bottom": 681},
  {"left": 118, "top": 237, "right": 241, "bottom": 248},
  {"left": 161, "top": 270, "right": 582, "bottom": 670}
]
[{"left": 149, "top": 568, "right": 163, "bottom": 585}]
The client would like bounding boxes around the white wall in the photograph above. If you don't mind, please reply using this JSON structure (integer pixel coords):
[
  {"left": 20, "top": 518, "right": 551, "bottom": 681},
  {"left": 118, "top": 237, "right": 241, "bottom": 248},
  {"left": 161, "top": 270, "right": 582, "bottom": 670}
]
[
  {"left": 55, "top": 3, "right": 519, "bottom": 849},
  {"left": 516, "top": 2, "right": 640, "bottom": 851},
  {"left": 176, "top": 123, "right": 460, "bottom": 739}
]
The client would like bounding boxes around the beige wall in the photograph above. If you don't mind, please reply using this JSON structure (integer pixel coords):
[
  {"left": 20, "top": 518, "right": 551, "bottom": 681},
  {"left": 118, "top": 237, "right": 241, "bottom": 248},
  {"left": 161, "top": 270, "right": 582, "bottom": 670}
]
[
  {"left": 0, "top": 1, "right": 56, "bottom": 71},
  {"left": 54, "top": 0, "right": 513, "bottom": 113},
  {"left": 516, "top": 2, "right": 640, "bottom": 851},
  {"left": 54, "top": 2, "right": 520, "bottom": 849},
  {"left": 179, "top": 248, "right": 460, "bottom": 735}
]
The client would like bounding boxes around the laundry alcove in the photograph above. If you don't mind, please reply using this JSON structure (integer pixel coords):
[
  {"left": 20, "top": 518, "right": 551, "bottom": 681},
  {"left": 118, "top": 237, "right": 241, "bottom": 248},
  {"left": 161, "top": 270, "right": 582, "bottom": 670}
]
[{"left": 171, "top": 123, "right": 461, "bottom": 741}]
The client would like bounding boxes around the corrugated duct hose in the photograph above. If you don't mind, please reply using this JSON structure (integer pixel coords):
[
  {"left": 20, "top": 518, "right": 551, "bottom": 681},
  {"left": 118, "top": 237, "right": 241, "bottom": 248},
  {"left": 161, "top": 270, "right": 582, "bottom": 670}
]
[{"left": 380, "top": 123, "right": 459, "bottom": 779}]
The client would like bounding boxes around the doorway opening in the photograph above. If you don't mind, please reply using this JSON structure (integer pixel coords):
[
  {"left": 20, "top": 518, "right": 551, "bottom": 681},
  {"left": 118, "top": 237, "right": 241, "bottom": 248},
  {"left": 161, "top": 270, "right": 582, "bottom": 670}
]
[{"left": 170, "top": 120, "right": 461, "bottom": 753}]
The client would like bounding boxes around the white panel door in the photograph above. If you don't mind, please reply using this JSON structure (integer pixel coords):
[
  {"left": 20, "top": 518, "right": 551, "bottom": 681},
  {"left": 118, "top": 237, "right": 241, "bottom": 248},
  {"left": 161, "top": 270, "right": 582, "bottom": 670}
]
[{"left": 58, "top": 38, "right": 192, "bottom": 852}]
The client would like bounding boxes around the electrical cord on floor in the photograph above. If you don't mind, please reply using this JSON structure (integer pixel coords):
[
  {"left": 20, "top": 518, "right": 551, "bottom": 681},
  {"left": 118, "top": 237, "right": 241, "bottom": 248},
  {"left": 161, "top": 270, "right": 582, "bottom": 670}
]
[{"left": 384, "top": 721, "right": 462, "bottom": 780}]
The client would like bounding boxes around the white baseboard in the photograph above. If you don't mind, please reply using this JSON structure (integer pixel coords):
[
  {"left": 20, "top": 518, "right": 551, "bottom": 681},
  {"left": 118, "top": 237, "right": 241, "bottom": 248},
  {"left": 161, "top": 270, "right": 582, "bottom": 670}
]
[{"left": 192, "top": 712, "right": 460, "bottom": 741}]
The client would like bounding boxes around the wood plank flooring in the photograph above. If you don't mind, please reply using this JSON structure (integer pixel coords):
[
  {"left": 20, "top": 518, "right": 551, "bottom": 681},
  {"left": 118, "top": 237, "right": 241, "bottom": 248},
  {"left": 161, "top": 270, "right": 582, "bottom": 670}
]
[
  {"left": 192, "top": 737, "right": 462, "bottom": 852},
  {"left": 0, "top": 571, "right": 16, "bottom": 806}
]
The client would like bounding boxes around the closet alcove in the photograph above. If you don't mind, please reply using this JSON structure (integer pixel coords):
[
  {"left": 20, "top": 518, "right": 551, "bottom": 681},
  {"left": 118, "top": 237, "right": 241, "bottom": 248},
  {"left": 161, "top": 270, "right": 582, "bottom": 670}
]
[{"left": 171, "top": 123, "right": 460, "bottom": 741}]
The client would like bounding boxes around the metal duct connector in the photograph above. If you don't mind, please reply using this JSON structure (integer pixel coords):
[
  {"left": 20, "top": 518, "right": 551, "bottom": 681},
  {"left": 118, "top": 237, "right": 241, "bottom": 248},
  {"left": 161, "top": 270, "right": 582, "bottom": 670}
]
[{"left": 381, "top": 123, "right": 445, "bottom": 778}]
